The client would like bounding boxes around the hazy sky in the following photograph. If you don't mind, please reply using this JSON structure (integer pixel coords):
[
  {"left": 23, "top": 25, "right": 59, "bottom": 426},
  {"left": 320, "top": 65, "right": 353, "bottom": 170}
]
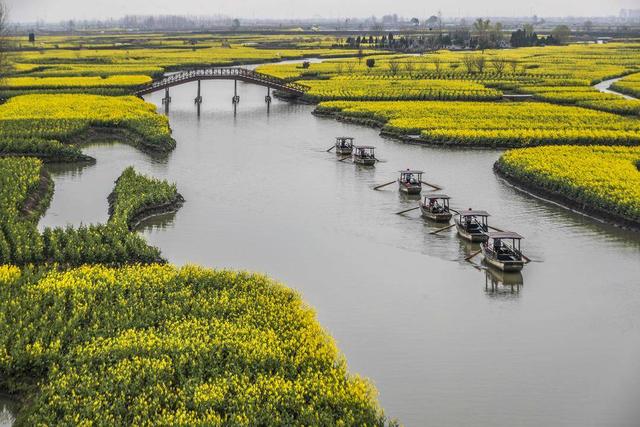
[{"left": 6, "top": 0, "right": 638, "bottom": 22}]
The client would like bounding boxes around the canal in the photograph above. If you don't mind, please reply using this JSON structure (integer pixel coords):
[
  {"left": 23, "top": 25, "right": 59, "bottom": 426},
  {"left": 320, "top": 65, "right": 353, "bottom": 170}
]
[{"left": 37, "top": 73, "right": 640, "bottom": 426}]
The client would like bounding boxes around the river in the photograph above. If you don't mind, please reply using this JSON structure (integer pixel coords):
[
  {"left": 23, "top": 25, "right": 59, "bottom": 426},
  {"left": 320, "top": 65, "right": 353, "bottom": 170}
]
[{"left": 33, "top": 71, "right": 640, "bottom": 426}]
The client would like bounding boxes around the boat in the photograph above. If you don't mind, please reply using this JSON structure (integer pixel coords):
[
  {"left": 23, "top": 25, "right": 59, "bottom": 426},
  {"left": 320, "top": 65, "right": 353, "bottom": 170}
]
[
  {"left": 334, "top": 137, "right": 354, "bottom": 155},
  {"left": 481, "top": 232, "right": 525, "bottom": 272},
  {"left": 455, "top": 210, "right": 490, "bottom": 242},
  {"left": 398, "top": 170, "right": 424, "bottom": 194},
  {"left": 352, "top": 146, "right": 376, "bottom": 166},
  {"left": 420, "top": 194, "right": 453, "bottom": 222}
]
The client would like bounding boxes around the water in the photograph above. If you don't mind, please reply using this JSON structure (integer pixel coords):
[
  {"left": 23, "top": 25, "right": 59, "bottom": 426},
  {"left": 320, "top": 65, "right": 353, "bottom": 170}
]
[
  {"left": 38, "top": 76, "right": 640, "bottom": 426},
  {"left": 594, "top": 76, "right": 638, "bottom": 100}
]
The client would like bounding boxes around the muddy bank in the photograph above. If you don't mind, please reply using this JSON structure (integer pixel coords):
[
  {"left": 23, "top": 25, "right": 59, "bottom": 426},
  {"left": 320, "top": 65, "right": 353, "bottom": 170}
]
[
  {"left": 107, "top": 191, "right": 185, "bottom": 232},
  {"left": 20, "top": 169, "right": 54, "bottom": 222},
  {"left": 67, "top": 126, "right": 176, "bottom": 154},
  {"left": 494, "top": 162, "right": 640, "bottom": 232}
]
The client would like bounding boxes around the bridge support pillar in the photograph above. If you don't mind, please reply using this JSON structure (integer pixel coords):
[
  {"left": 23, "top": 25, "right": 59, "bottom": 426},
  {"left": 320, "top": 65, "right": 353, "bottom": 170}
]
[
  {"left": 232, "top": 80, "right": 240, "bottom": 115},
  {"left": 194, "top": 80, "right": 203, "bottom": 105},
  {"left": 232, "top": 80, "right": 240, "bottom": 104},
  {"left": 162, "top": 88, "right": 171, "bottom": 114},
  {"left": 265, "top": 87, "right": 272, "bottom": 113},
  {"left": 195, "top": 80, "right": 203, "bottom": 117}
]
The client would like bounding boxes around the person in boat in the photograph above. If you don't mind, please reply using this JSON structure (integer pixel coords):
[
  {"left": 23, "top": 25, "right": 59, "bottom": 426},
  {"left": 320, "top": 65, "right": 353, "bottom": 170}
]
[
  {"left": 402, "top": 170, "right": 410, "bottom": 183},
  {"left": 465, "top": 209, "right": 473, "bottom": 227}
]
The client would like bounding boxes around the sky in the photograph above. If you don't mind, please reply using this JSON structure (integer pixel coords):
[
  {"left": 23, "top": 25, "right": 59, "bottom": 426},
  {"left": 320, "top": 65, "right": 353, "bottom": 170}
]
[{"left": 5, "top": 0, "right": 638, "bottom": 23}]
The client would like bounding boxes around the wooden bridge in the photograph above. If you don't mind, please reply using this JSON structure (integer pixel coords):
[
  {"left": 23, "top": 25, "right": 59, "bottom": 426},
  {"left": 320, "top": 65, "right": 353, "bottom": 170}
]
[{"left": 135, "top": 67, "right": 308, "bottom": 96}]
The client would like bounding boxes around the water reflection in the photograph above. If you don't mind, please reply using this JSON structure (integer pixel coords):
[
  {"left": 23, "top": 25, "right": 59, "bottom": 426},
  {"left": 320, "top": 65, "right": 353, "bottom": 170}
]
[
  {"left": 44, "top": 161, "right": 92, "bottom": 179},
  {"left": 484, "top": 268, "right": 524, "bottom": 298},
  {"left": 135, "top": 211, "right": 178, "bottom": 232}
]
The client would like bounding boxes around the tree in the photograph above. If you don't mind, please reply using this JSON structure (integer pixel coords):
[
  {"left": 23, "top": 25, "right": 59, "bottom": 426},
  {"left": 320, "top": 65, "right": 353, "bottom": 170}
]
[
  {"left": 474, "top": 55, "right": 486, "bottom": 73},
  {"left": 410, "top": 18, "right": 420, "bottom": 27},
  {"left": 510, "top": 28, "right": 539, "bottom": 47},
  {"left": 0, "top": 0, "right": 8, "bottom": 83},
  {"left": 433, "top": 56, "right": 442, "bottom": 74},
  {"left": 366, "top": 58, "right": 376, "bottom": 68},
  {"left": 509, "top": 60, "right": 518, "bottom": 74},
  {"left": 583, "top": 21, "right": 593, "bottom": 32},
  {"left": 491, "top": 57, "right": 507, "bottom": 74},
  {"left": 551, "top": 25, "right": 571, "bottom": 44},
  {"left": 473, "top": 18, "right": 492, "bottom": 50},
  {"left": 404, "top": 61, "right": 415, "bottom": 76},
  {"left": 462, "top": 54, "right": 476, "bottom": 73},
  {"left": 232, "top": 19, "right": 240, "bottom": 30},
  {"left": 388, "top": 60, "right": 400, "bottom": 75},
  {"left": 425, "top": 15, "right": 439, "bottom": 30}
]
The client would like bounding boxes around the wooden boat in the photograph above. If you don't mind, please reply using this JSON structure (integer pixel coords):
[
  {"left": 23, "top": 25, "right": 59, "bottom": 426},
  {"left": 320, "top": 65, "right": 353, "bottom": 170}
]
[
  {"left": 352, "top": 146, "right": 376, "bottom": 166},
  {"left": 335, "top": 137, "right": 354, "bottom": 155},
  {"left": 398, "top": 170, "right": 423, "bottom": 194},
  {"left": 481, "top": 232, "right": 525, "bottom": 272},
  {"left": 455, "top": 210, "right": 490, "bottom": 242},
  {"left": 420, "top": 194, "right": 453, "bottom": 222}
]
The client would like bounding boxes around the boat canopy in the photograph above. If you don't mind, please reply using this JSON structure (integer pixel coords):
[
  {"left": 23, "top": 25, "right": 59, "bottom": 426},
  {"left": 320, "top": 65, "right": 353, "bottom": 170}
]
[
  {"left": 399, "top": 170, "right": 424, "bottom": 174},
  {"left": 459, "top": 210, "right": 490, "bottom": 217},
  {"left": 336, "top": 137, "right": 354, "bottom": 140},
  {"left": 486, "top": 232, "right": 524, "bottom": 240},
  {"left": 355, "top": 145, "right": 376, "bottom": 150},
  {"left": 425, "top": 194, "right": 450, "bottom": 200}
]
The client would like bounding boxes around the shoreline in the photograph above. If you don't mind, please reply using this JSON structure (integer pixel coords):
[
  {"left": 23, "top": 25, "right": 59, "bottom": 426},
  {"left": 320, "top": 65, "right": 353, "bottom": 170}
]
[
  {"left": 20, "top": 168, "right": 55, "bottom": 222},
  {"left": 126, "top": 195, "right": 186, "bottom": 231},
  {"left": 107, "top": 190, "right": 186, "bottom": 232},
  {"left": 493, "top": 162, "right": 640, "bottom": 233},
  {"left": 67, "top": 126, "right": 177, "bottom": 154},
  {"left": 313, "top": 108, "right": 531, "bottom": 150}
]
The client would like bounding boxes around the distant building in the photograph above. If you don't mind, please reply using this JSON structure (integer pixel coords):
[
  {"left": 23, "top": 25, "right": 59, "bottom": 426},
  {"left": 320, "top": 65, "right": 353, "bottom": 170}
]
[{"left": 620, "top": 9, "right": 640, "bottom": 20}]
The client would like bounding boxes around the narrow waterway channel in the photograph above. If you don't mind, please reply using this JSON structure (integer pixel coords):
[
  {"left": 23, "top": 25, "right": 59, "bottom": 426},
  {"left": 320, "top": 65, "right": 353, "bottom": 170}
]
[
  {"left": 36, "top": 68, "right": 640, "bottom": 426},
  {"left": 594, "top": 75, "right": 639, "bottom": 100}
]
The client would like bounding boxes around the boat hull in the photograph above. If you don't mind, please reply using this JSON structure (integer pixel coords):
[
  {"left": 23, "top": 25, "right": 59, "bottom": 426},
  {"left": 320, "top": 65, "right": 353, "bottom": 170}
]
[
  {"left": 481, "top": 247, "right": 524, "bottom": 272},
  {"left": 353, "top": 157, "right": 376, "bottom": 166},
  {"left": 455, "top": 219, "right": 488, "bottom": 242},
  {"left": 336, "top": 147, "right": 353, "bottom": 155},
  {"left": 399, "top": 181, "right": 422, "bottom": 195},
  {"left": 420, "top": 205, "right": 453, "bottom": 222}
]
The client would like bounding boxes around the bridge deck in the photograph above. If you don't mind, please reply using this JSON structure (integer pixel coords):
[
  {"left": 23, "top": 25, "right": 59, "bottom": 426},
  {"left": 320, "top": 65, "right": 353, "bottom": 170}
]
[{"left": 136, "top": 68, "right": 308, "bottom": 96}]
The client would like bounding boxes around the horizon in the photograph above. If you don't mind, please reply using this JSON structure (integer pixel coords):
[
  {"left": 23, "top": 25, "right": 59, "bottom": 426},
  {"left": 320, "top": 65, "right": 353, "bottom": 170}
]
[{"left": 5, "top": 0, "right": 639, "bottom": 24}]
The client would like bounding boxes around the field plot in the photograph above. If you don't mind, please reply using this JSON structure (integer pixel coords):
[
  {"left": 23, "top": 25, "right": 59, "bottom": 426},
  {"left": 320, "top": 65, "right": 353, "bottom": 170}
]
[
  {"left": 0, "top": 264, "right": 386, "bottom": 426},
  {"left": 0, "top": 94, "right": 174, "bottom": 159},
  {"left": 259, "top": 43, "right": 640, "bottom": 113},
  {"left": 316, "top": 100, "right": 640, "bottom": 147},
  {"left": 304, "top": 76, "right": 502, "bottom": 101},
  {"left": 496, "top": 146, "right": 640, "bottom": 225}
]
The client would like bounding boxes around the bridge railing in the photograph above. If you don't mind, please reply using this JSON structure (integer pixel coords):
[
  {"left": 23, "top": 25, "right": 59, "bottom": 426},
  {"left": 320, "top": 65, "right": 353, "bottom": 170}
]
[{"left": 140, "top": 67, "right": 308, "bottom": 94}]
